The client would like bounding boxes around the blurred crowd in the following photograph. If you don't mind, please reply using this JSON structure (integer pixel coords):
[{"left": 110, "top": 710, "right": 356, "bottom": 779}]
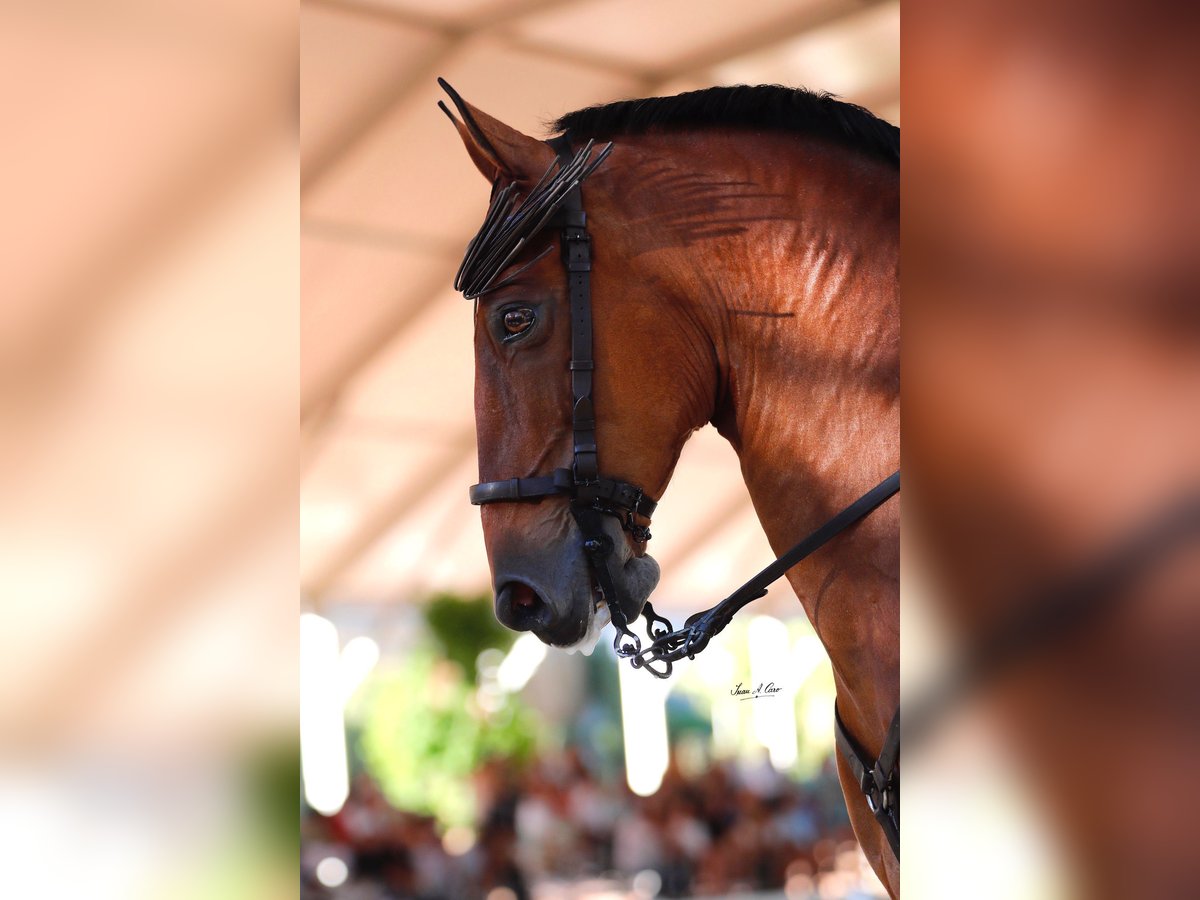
[{"left": 301, "top": 748, "right": 871, "bottom": 899}]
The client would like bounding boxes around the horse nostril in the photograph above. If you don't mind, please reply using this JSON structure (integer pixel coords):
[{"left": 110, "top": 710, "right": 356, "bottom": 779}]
[{"left": 495, "top": 582, "right": 549, "bottom": 632}]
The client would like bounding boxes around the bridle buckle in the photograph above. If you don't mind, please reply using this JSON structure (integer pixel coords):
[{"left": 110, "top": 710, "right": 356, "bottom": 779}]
[
  {"left": 582, "top": 534, "right": 613, "bottom": 558},
  {"left": 865, "top": 787, "right": 881, "bottom": 814}
]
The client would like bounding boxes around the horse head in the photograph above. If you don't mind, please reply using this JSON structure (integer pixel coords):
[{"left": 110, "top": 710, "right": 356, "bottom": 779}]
[{"left": 441, "top": 84, "right": 718, "bottom": 652}]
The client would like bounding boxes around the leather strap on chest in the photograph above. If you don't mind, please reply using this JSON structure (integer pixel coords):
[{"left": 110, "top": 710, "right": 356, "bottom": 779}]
[{"left": 835, "top": 705, "right": 900, "bottom": 858}]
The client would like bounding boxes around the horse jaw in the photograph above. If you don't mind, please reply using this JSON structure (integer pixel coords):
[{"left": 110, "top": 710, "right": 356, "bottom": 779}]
[
  {"left": 559, "top": 550, "right": 661, "bottom": 656},
  {"left": 560, "top": 599, "right": 609, "bottom": 656}
]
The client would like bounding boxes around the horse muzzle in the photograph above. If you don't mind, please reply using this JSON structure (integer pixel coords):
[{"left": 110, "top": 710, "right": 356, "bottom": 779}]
[{"left": 491, "top": 514, "right": 659, "bottom": 648}]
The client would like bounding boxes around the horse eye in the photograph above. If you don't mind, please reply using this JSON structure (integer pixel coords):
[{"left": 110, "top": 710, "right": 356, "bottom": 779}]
[{"left": 503, "top": 307, "right": 535, "bottom": 337}]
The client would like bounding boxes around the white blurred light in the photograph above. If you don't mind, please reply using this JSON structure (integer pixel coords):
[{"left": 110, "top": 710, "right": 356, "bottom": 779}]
[
  {"left": 699, "top": 642, "right": 740, "bottom": 757},
  {"left": 803, "top": 692, "right": 836, "bottom": 743},
  {"left": 477, "top": 682, "right": 503, "bottom": 713},
  {"left": 300, "top": 501, "right": 353, "bottom": 540},
  {"left": 300, "top": 613, "right": 349, "bottom": 815},
  {"left": 906, "top": 715, "right": 1070, "bottom": 898},
  {"left": 748, "top": 616, "right": 798, "bottom": 770},
  {"left": 690, "top": 549, "right": 734, "bottom": 590},
  {"left": 632, "top": 868, "right": 663, "bottom": 897},
  {"left": 696, "top": 638, "right": 736, "bottom": 687},
  {"left": 476, "top": 647, "right": 505, "bottom": 680},
  {"left": 785, "top": 872, "right": 815, "bottom": 899},
  {"left": 338, "top": 635, "right": 379, "bottom": 703},
  {"left": 0, "top": 772, "right": 163, "bottom": 900},
  {"left": 315, "top": 856, "right": 348, "bottom": 888},
  {"left": 442, "top": 825, "right": 476, "bottom": 856},
  {"left": 790, "top": 633, "right": 827, "bottom": 686},
  {"left": 496, "top": 633, "right": 547, "bottom": 693},
  {"left": 383, "top": 530, "right": 430, "bottom": 575},
  {"left": 618, "top": 646, "right": 670, "bottom": 796}
]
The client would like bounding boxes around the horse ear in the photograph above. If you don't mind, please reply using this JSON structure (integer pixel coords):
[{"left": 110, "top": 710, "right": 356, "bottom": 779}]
[{"left": 438, "top": 78, "right": 554, "bottom": 183}]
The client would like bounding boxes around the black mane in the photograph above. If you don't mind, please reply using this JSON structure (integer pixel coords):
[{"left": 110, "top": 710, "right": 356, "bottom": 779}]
[{"left": 553, "top": 84, "right": 898, "bottom": 167}]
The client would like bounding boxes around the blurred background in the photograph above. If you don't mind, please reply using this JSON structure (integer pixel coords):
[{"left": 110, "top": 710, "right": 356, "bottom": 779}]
[
  {"left": 0, "top": 3, "right": 296, "bottom": 899},
  {"left": 301, "top": 603, "right": 883, "bottom": 899},
  {"left": 300, "top": 1, "right": 897, "bottom": 898},
  {"left": 10, "top": 1, "right": 1194, "bottom": 899},
  {"left": 903, "top": 1, "right": 1199, "bottom": 897}
]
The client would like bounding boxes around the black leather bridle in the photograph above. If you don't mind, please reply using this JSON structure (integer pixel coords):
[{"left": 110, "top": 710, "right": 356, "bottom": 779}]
[
  {"left": 467, "top": 134, "right": 667, "bottom": 660},
  {"left": 458, "top": 129, "right": 900, "bottom": 856}
]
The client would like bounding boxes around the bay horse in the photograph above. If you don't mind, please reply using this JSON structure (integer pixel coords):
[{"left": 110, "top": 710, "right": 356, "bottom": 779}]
[{"left": 440, "top": 82, "right": 899, "bottom": 895}]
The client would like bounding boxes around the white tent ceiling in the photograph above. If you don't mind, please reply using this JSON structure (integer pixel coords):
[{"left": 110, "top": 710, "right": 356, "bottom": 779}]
[{"left": 300, "top": 0, "right": 899, "bottom": 615}]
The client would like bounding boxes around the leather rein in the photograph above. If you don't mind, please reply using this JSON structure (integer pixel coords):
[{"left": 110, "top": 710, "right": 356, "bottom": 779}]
[{"left": 462, "top": 134, "right": 900, "bottom": 856}]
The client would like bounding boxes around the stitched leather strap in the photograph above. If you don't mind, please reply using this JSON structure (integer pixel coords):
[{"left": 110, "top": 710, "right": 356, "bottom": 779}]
[
  {"left": 835, "top": 704, "right": 900, "bottom": 858},
  {"left": 469, "top": 468, "right": 657, "bottom": 518},
  {"left": 549, "top": 133, "right": 653, "bottom": 649},
  {"left": 469, "top": 469, "right": 573, "bottom": 505},
  {"left": 547, "top": 133, "right": 600, "bottom": 486},
  {"left": 631, "top": 471, "right": 901, "bottom": 669}
]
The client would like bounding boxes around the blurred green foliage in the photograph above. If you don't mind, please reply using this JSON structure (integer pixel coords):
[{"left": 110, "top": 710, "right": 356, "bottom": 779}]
[
  {"left": 356, "top": 653, "right": 539, "bottom": 827},
  {"left": 422, "top": 590, "right": 515, "bottom": 678},
  {"left": 245, "top": 737, "right": 301, "bottom": 866},
  {"left": 353, "top": 592, "right": 536, "bottom": 828}
]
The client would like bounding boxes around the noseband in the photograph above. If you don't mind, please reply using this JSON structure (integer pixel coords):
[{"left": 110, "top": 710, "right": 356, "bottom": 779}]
[{"left": 457, "top": 131, "right": 900, "bottom": 856}]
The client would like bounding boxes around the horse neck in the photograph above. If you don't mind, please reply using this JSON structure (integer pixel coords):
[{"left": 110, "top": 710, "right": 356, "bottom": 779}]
[
  {"left": 690, "top": 137, "right": 900, "bottom": 705},
  {"left": 715, "top": 155, "right": 898, "bottom": 510}
]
